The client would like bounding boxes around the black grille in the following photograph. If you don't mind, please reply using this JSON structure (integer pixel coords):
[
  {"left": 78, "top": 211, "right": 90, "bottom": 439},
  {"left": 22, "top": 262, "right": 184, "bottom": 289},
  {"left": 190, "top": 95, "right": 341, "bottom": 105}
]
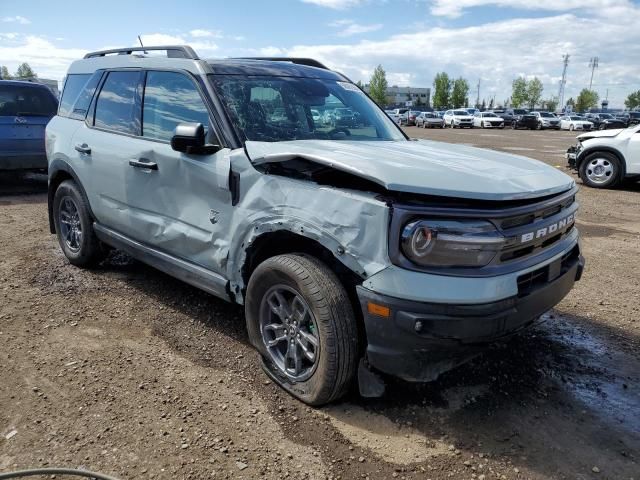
[{"left": 517, "top": 246, "right": 579, "bottom": 297}]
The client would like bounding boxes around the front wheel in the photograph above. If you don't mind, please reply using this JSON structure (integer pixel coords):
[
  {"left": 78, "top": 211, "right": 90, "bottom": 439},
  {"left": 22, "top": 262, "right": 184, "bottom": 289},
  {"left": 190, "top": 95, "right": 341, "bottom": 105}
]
[
  {"left": 569, "top": 124, "right": 574, "bottom": 131},
  {"left": 579, "top": 152, "right": 622, "bottom": 189},
  {"left": 245, "top": 254, "right": 359, "bottom": 406},
  {"left": 53, "top": 180, "right": 107, "bottom": 267}
]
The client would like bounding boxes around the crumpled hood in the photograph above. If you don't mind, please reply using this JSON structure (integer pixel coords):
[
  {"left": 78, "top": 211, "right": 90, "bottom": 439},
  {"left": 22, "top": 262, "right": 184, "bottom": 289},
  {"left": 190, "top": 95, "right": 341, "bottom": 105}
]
[
  {"left": 577, "top": 128, "right": 624, "bottom": 140},
  {"left": 245, "top": 139, "right": 575, "bottom": 201}
]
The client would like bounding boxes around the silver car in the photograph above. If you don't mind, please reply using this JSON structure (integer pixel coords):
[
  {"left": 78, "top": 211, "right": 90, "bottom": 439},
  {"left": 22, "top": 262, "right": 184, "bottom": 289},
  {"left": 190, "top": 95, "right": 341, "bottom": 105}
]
[{"left": 46, "top": 45, "right": 584, "bottom": 405}]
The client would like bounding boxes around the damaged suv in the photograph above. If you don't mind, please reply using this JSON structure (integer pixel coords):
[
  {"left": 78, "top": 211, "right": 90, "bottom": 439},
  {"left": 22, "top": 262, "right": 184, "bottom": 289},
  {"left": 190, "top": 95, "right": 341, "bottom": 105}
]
[{"left": 46, "top": 46, "right": 584, "bottom": 405}]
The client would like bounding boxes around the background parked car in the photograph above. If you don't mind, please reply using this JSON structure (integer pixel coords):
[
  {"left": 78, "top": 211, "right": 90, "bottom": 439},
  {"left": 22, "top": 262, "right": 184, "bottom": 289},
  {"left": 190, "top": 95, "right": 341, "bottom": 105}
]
[
  {"left": 585, "top": 113, "right": 626, "bottom": 130},
  {"left": 615, "top": 111, "right": 640, "bottom": 127},
  {"left": 415, "top": 111, "right": 444, "bottom": 128},
  {"left": 530, "top": 111, "right": 560, "bottom": 130},
  {"left": 511, "top": 113, "right": 539, "bottom": 130},
  {"left": 332, "top": 107, "right": 357, "bottom": 127},
  {"left": 443, "top": 109, "right": 474, "bottom": 128},
  {"left": 0, "top": 79, "right": 58, "bottom": 171},
  {"left": 500, "top": 108, "right": 528, "bottom": 124},
  {"left": 473, "top": 111, "right": 505, "bottom": 128},
  {"left": 400, "top": 110, "right": 422, "bottom": 126},
  {"left": 559, "top": 115, "right": 593, "bottom": 131}
]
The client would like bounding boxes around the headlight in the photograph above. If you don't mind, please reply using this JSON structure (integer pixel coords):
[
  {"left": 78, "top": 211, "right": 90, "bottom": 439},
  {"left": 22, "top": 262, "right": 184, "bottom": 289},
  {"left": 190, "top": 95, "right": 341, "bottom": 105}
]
[{"left": 401, "top": 219, "right": 505, "bottom": 268}]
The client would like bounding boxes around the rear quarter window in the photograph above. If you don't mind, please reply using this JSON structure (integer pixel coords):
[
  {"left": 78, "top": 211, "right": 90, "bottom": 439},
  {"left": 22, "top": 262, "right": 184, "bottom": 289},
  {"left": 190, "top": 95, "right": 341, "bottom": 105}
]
[
  {"left": 59, "top": 74, "right": 91, "bottom": 117},
  {"left": 59, "top": 72, "right": 103, "bottom": 120}
]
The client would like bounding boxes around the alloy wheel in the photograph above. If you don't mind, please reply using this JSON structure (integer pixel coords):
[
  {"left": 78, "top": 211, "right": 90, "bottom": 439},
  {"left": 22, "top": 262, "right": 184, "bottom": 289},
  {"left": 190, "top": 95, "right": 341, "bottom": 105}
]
[
  {"left": 58, "top": 196, "right": 82, "bottom": 253},
  {"left": 259, "top": 285, "right": 320, "bottom": 382}
]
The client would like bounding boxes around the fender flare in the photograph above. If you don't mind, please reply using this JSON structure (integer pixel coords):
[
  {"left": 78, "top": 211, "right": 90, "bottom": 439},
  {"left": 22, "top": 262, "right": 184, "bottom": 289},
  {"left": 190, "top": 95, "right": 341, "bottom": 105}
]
[
  {"left": 47, "top": 159, "right": 95, "bottom": 234},
  {"left": 226, "top": 216, "right": 377, "bottom": 304}
]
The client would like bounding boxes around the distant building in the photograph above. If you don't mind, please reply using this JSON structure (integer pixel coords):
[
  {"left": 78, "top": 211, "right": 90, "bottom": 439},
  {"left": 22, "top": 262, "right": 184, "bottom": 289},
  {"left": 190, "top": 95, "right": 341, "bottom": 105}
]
[{"left": 363, "top": 84, "right": 431, "bottom": 108}]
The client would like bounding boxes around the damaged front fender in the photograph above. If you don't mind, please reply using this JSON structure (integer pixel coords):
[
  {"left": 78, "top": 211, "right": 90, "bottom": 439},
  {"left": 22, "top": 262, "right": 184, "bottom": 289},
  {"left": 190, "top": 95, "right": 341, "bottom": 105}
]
[{"left": 225, "top": 150, "right": 391, "bottom": 303}]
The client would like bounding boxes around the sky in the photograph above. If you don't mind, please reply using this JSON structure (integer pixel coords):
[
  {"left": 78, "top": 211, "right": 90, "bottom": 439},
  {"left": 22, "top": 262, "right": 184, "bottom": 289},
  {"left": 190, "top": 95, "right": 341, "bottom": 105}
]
[{"left": 1, "top": 0, "right": 639, "bottom": 108}]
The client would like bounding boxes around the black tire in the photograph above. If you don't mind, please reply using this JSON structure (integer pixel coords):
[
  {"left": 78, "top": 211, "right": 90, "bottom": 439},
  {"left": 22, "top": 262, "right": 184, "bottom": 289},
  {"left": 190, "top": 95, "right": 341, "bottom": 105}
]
[
  {"left": 245, "top": 254, "right": 359, "bottom": 406},
  {"left": 537, "top": 121, "right": 543, "bottom": 130},
  {"left": 511, "top": 121, "right": 517, "bottom": 129},
  {"left": 53, "top": 180, "right": 106, "bottom": 267},
  {"left": 578, "top": 152, "right": 622, "bottom": 189}
]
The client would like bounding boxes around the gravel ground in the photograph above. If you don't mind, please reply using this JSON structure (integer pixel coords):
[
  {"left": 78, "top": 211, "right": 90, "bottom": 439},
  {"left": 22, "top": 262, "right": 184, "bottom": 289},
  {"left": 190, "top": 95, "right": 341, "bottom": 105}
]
[{"left": 1, "top": 128, "right": 638, "bottom": 479}]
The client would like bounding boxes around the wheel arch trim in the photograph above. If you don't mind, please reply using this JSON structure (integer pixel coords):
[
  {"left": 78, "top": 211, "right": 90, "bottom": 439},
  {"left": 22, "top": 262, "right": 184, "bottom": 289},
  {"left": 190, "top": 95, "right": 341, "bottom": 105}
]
[{"left": 48, "top": 159, "right": 95, "bottom": 234}]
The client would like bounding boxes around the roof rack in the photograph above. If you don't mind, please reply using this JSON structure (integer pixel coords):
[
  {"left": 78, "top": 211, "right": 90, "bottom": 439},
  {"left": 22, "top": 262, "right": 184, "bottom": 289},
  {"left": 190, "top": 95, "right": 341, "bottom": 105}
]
[
  {"left": 235, "top": 57, "right": 329, "bottom": 70},
  {"left": 84, "top": 45, "right": 199, "bottom": 60}
]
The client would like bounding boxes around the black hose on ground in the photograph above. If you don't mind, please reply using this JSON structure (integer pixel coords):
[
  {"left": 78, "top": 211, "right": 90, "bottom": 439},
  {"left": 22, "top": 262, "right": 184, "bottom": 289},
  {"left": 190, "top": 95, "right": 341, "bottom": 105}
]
[{"left": 0, "top": 468, "right": 122, "bottom": 480}]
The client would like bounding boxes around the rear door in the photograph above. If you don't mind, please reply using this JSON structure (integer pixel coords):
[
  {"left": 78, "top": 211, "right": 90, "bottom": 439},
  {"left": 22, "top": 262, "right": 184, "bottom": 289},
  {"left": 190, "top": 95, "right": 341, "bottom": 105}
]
[
  {"left": 0, "top": 83, "right": 57, "bottom": 167},
  {"left": 70, "top": 70, "right": 145, "bottom": 234}
]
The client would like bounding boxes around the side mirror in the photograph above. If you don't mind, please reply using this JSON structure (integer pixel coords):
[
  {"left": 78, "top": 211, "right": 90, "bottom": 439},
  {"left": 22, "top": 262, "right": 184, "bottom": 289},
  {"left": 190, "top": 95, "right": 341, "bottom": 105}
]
[{"left": 171, "top": 123, "right": 220, "bottom": 155}]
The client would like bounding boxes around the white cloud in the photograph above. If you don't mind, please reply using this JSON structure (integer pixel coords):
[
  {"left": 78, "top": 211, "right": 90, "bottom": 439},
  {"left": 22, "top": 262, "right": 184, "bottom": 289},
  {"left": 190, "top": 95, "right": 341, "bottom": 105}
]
[
  {"left": 2, "top": 15, "right": 31, "bottom": 24},
  {"left": 189, "top": 29, "right": 222, "bottom": 38},
  {"left": 277, "top": 7, "right": 640, "bottom": 107},
  {"left": 328, "top": 19, "right": 382, "bottom": 37},
  {"left": 301, "top": 0, "right": 363, "bottom": 9},
  {"left": 430, "top": 0, "right": 624, "bottom": 18},
  {"left": 0, "top": 32, "right": 18, "bottom": 40},
  {"left": 139, "top": 33, "right": 218, "bottom": 55},
  {"left": 0, "top": 35, "right": 86, "bottom": 82}
]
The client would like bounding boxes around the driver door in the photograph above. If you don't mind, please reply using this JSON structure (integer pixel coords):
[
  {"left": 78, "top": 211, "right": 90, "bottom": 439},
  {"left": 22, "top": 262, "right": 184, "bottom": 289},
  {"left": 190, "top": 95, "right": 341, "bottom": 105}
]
[{"left": 123, "top": 70, "right": 233, "bottom": 275}]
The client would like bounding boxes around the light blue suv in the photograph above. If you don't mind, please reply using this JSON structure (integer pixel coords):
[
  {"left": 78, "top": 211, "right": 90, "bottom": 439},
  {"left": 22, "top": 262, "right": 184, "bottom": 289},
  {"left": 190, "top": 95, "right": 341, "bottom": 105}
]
[{"left": 46, "top": 46, "right": 584, "bottom": 405}]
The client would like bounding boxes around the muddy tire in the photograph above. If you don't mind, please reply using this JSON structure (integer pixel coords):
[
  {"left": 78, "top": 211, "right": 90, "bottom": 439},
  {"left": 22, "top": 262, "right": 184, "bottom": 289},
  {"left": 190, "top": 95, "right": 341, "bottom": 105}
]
[
  {"left": 245, "top": 254, "right": 359, "bottom": 406},
  {"left": 53, "top": 180, "right": 106, "bottom": 267},
  {"left": 579, "top": 152, "right": 622, "bottom": 189}
]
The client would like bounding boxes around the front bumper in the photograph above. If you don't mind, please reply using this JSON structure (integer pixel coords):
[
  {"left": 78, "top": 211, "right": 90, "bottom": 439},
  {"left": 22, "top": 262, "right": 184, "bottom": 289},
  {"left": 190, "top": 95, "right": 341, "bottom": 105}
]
[{"left": 357, "top": 248, "right": 584, "bottom": 383}]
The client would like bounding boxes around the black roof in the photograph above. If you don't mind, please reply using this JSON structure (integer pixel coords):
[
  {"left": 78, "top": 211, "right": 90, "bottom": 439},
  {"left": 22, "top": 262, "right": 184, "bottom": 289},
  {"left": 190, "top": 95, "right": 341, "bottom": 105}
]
[{"left": 206, "top": 58, "right": 347, "bottom": 81}]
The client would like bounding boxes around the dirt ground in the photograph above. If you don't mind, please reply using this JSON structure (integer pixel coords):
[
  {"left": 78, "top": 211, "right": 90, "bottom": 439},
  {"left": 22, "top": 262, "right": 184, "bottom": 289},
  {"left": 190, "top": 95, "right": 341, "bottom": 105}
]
[{"left": 1, "top": 128, "right": 638, "bottom": 480}]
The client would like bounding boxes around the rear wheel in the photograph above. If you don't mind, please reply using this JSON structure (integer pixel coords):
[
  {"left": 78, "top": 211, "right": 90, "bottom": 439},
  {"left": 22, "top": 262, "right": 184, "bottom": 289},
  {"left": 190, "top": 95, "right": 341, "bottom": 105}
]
[
  {"left": 53, "top": 180, "right": 107, "bottom": 267},
  {"left": 579, "top": 152, "right": 622, "bottom": 189},
  {"left": 245, "top": 254, "right": 359, "bottom": 406},
  {"left": 569, "top": 124, "right": 574, "bottom": 131}
]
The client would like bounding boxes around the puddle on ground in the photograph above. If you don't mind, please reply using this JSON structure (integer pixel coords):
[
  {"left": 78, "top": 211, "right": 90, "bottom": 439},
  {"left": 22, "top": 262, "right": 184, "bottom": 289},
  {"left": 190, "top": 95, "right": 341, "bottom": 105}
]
[{"left": 541, "top": 312, "right": 640, "bottom": 435}]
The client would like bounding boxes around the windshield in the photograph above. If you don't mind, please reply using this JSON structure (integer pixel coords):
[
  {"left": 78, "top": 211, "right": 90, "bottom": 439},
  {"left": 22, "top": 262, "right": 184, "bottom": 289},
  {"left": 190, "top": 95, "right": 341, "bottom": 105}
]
[
  {"left": 540, "top": 112, "right": 555, "bottom": 118},
  {"left": 483, "top": 113, "right": 497, "bottom": 117},
  {"left": 599, "top": 113, "right": 612, "bottom": 119},
  {"left": 570, "top": 116, "right": 583, "bottom": 120},
  {"left": 514, "top": 109, "right": 527, "bottom": 114},
  {"left": 453, "top": 110, "right": 468, "bottom": 116},
  {"left": 211, "top": 75, "right": 405, "bottom": 142},
  {"left": 0, "top": 84, "right": 57, "bottom": 117}
]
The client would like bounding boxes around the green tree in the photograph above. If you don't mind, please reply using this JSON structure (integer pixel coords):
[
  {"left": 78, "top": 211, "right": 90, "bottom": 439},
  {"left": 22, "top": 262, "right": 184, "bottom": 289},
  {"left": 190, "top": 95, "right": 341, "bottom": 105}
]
[
  {"left": 566, "top": 97, "right": 576, "bottom": 109},
  {"left": 355, "top": 80, "right": 364, "bottom": 89},
  {"left": 625, "top": 90, "right": 640, "bottom": 110},
  {"left": 526, "top": 77, "right": 543, "bottom": 109},
  {"left": 0, "top": 66, "right": 12, "bottom": 79},
  {"left": 575, "top": 89, "right": 599, "bottom": 112},
  {"left": 480, "top": 99, "right": 486, "bottom": 111},
  {"left": 432, "top": 72, "right": 451, "bottom": 109},
  {"left": 544, "top": 97, "right": 559, "bottom": 112},
  {"left": 368, "top": 65, "right": 388, "bottom": 107},
  {"left": 488, "top": 97, "right": 494, "bottom": 110},
  {"left": 511, "top": 77, "right": 528, "bottom": 108},
  {"left": 15, "top": 63, "right": 37, "bottom": 78},
  {"left": 451, "top": 77, "right": 469, "bottom": 108}
]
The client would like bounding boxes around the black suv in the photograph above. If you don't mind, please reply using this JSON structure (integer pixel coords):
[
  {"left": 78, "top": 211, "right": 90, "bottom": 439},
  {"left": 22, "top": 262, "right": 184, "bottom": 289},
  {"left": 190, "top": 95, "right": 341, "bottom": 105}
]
[{"left": 585, "top": 113, "right": 626, "bottom": 130}]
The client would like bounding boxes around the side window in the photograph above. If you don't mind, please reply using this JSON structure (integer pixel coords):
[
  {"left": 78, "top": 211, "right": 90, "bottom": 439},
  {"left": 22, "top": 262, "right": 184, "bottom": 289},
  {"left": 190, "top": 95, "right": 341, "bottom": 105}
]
[
  {"left": 142, "top": 71, "right": 210, "bottom": 142},
  {"left": 59, "top": 74, "right": 91, "bottom": 117},
  {"left": 94, "top": 71, "right": 140, "bottom": 135},
  {"left": 68, "top": 71, "right": 102, "bottom": 120}
]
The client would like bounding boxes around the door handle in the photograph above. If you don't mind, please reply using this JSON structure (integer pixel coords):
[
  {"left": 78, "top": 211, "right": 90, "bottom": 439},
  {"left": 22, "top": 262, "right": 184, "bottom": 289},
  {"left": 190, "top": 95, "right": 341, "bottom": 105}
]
[
  {"left": 75, "top": 143, "right": 91, "bottom": 154},
  {"left": 129, "top": 158, "right": 158, "bottom": 170}
]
